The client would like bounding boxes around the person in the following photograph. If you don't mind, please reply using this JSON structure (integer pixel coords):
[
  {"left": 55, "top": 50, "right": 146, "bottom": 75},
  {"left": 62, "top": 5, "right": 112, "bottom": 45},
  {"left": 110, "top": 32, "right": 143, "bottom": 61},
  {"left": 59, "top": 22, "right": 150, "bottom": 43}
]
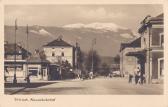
[
  {"left": 109, "top": 72, "right": 113, "bottom": 78},
  {"left": 141, "top": 74, "right": 146, "bottom": 84},
  {"left": 77, "top": 69, "right": 81, "bottom": 80},
  {"left": 89, "top": 71, "right": 93, "bottom": 79},
  {"left": 4, "top": 67, "right": 9, "bottom": 82},
  {"left": 137, "top": 71, "right": 141, "bottom": 84},
  {"left": 134, "top": 67, "right": 140, "bottom": 84},
  {"left": 128, "top": 73, "right": 133, "bottom": 83}
]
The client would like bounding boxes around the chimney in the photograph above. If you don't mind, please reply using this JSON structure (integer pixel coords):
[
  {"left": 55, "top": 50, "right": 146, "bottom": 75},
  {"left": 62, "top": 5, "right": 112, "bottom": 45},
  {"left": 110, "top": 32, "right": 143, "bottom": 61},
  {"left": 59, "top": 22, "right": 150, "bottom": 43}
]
[{"left": 57, "top": 35, "right": 63, "bottom": 41}]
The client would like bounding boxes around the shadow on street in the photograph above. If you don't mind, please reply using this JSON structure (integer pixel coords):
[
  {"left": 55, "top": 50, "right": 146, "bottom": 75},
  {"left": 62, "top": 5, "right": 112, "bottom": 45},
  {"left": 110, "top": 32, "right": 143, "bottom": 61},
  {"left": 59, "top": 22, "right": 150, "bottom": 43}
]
[{"left": 5, "top": 82, "right": 57, "bottom": 88}]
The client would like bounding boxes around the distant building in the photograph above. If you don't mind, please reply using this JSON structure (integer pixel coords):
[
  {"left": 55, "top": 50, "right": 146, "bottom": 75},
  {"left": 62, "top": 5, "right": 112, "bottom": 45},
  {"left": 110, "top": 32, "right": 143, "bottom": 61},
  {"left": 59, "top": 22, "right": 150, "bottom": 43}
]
[{"left": 120, "top": 13, "right": 164, "bottom": 83}]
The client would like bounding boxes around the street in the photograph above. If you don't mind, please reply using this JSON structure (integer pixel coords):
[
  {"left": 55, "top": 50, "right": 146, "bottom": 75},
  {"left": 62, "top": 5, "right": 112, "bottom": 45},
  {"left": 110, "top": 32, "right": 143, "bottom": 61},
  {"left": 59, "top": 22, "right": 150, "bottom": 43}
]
[{"left": 5, "top": 77, "right": 163, "bottom": 95}]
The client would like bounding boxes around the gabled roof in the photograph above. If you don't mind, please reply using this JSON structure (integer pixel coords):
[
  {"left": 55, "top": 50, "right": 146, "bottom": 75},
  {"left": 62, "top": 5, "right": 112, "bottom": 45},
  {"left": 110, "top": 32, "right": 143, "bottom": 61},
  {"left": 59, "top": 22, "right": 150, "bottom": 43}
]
[
  {"left": 151, "top": 13, "right": 163, "bottom": 20},
  {"left": 120, "top": 37, "right": 141, "bottom": 52},
  {"left": 44, "top": 38, "right": 72, "bottom": 47},
  {"left": 5, "top": 43, "right": 31, "bottom": 55}
]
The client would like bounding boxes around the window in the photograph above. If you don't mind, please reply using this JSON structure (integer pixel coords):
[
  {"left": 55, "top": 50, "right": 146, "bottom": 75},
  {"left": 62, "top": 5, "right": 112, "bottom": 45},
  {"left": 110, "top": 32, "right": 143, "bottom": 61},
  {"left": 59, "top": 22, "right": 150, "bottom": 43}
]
[
  {"left": 61, "top": 52, "right": 64, "bottom": 56},
  {"left": 143, "top": 37, "right": 147, "bottom": 48},
  {"left": 151, "top": 28, "right": 163, "bottom": 46},
  {"left": 160, "top": 33, "right": 164, "bottom": 47},
  {"left": 29, "top": 70, "right": 38, "bottom": 76},
  {"left": 52, "top": 52, "right": 55, "bottom": 56}
]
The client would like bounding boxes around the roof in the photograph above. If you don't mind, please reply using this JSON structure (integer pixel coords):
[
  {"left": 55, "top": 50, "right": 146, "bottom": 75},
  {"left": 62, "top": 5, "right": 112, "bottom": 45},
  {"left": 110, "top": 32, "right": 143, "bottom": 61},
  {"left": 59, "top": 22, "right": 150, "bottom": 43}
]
[
  {"left": 120, "top": 37, "right": 141, "bottom": 51},
  {"left": 151, "top": 13, "right": 163, "bottom": 20},
  {"left": 27, "top": 54, "right": 49, "bottom": 64},
  {"left": 44, "top": 38, "right": 72, "bottom": 47},
  {"left": 120, "top": 43, "right": 131, "bottom": 52},
  {"left": 138, "top": 13, "right": 163, "bottom": 33},
  {"left": 5, "top": 43, "right": 31, "bottom": 55},
  {"left": 126, "top": 50, "right": 146, "bottom": 57}
]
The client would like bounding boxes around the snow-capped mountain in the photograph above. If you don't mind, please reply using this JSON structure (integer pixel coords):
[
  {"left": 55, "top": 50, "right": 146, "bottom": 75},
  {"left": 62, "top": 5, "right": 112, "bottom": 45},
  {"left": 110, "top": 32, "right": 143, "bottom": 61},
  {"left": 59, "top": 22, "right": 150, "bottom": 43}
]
[
  {"left": 63, "top": 22, "right": 127, "bottom": 32},
  {"left": 4, "top": 24, "right": 136, "bottom": 56},
  {"left": 30, "top": 28, "right": 54, "bottom": 37}
]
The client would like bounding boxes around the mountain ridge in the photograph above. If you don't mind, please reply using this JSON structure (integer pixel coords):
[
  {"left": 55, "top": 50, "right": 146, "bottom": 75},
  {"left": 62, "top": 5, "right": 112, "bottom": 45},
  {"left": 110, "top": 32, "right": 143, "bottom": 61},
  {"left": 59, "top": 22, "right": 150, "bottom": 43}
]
[{"left": 4, "top": 25, "right": 135, "bottom": 57}]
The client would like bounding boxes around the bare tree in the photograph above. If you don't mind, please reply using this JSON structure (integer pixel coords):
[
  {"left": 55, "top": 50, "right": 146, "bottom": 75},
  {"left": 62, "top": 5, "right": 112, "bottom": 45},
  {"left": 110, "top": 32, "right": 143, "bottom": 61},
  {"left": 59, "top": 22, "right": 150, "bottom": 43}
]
[{"left": 85, "top": 50, "right": 101, "bottom": 73}]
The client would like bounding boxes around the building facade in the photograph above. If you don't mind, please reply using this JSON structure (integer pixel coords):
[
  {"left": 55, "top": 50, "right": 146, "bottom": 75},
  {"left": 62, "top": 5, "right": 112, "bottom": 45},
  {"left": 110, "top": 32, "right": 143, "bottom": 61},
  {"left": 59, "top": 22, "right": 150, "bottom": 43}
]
[
  {"left": 120, "top": 37, "right": 142, "bottom": 76},
  {"left": 4, "top": 42, "right": 50, "bottom": 82},
  {"left": 43, "top": 37, "right": 75, "bottom": 67},
  {"left": 43, "top": 37, "right": 76, "bottom": 80},
  {"left": 120, "top": 13, "right": 164, "bottom": 83},
  {"left": 138, "top": 13, "right": 164, "bottom": 83},
  {"left": 4, "top": 42, "right": 31, "bottom": 81},
  {"left": 27, "top": 51, "right": 50, "bottom": 81}
]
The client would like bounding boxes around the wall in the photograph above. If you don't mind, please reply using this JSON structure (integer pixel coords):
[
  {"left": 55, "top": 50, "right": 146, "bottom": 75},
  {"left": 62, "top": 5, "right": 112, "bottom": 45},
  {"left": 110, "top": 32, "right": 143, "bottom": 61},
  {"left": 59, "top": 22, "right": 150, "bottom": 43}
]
[
  {"left": 44, "top": 46, "right": 73, "bottom": 66},
  {"left": 120, "top": 48, "right": 139, "bottom": 76}
]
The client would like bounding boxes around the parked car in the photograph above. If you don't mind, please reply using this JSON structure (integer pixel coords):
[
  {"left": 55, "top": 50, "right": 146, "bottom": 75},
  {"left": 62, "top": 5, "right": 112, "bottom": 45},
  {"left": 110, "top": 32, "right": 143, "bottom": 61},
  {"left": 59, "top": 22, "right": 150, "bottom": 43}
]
[{"left": 112, "top": 70, "right": 121, "bottom": 77}]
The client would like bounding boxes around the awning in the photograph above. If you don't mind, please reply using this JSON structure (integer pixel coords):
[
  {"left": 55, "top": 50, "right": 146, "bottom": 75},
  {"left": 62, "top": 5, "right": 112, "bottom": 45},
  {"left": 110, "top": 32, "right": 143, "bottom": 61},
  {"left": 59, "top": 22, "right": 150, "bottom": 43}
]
[{"left": 126, "top": 50, "right": 146, "bottom": 57}]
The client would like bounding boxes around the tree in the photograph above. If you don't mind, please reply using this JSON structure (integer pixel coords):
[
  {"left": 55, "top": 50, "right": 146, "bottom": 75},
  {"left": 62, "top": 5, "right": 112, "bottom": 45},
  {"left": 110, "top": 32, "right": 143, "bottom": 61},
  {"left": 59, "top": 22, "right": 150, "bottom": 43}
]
[
  {"left": 101, "top": 63, "right": 110, "bottom": 76},
  {"left": 39, "top": 50, "right": 46, "bottom": 60},
  {"left": 77, "top": 48, "right": 85, "bottom": 70},
  {"left": 85, "top": 50, "right": 101, "bottom": 73},
  {"left": 114, "top": 54, "right": 120, "bottom": 64}
]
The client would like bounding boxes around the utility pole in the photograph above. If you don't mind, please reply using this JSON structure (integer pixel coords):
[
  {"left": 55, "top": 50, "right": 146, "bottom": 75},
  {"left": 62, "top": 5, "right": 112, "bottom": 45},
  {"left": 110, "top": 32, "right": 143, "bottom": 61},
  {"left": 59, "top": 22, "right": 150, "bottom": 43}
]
[
  {"left": 122, "top": 49, "right": 124, "bottom": 77},
  {"left": 13, "top": 19, "right": 17, "bottom": 84},
  {"left": 147, "top": 26, "right": 152, "bottom": 84},
  {"left": 91, "top": 38, "right": 96, "bottom": 73},
  {"left": 26, "top": 24, "right": 30, "bottom": 83}
]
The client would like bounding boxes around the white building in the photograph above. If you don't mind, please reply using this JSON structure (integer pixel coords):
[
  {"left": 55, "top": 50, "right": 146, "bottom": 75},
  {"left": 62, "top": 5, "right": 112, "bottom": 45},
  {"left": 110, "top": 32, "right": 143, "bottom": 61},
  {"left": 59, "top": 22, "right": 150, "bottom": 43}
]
[{"left": 43, "top": 37, "right": 75, "bottom": 67}]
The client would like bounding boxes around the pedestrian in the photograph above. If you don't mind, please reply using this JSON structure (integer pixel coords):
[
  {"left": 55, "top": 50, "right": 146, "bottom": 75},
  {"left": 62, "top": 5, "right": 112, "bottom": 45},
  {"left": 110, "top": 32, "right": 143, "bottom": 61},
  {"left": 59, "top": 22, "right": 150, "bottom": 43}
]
[
  {"left": 137, "top": 71, "right": 141, "bottom": 84},
  {"left": 128, "top": 73, "right": 133, "bottom": 83},
  {"left": 89, "top": 71, "right": 93, "bottom": 79},
  {"left": 141, "top": 74, "right": 146, "bottom": 84},
  {"left": 4, "top": 67, "right": 9, "bottom": 82},
  {"left": 134, "top": 67, "right": 140, "bottom": 84}
]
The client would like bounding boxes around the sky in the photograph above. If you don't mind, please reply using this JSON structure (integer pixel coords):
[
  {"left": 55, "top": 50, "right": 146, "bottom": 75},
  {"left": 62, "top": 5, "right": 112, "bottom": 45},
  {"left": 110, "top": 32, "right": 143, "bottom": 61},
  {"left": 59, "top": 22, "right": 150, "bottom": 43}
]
[{"left": 5, "top": 4, "right": 163, "bottom": 33}]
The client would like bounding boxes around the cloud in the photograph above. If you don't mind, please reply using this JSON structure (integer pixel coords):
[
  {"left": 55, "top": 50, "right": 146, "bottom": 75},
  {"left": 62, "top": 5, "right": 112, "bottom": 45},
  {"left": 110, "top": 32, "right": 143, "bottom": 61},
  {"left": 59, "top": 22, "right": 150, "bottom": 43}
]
[
  {"left": 120, "top": 33, "right": 134, "bottom": 39},
  {"left": 78, "top": 7, "right": 126, "bottom": 20}
]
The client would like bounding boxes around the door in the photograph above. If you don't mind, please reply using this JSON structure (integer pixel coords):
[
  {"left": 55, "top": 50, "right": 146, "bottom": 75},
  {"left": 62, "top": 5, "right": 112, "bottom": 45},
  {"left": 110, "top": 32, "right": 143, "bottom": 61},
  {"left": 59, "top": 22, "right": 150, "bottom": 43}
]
[{"left": 49, "top": 65, "right": 60, "bottom": 80}]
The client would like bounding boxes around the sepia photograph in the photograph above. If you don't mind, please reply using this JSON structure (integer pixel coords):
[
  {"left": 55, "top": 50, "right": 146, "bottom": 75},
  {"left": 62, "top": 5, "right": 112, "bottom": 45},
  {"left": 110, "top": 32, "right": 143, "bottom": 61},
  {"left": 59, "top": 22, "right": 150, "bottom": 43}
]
[{"left": 4, "top": 4, "right": 164, "bottom": 95}]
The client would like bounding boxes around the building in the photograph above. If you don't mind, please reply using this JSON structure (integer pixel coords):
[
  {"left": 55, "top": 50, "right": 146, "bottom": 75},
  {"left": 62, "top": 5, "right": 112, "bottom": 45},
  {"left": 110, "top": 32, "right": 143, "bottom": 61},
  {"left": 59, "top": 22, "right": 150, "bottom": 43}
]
[
  {"left": 120, "top": 13, "right": 164, "bottom": 83},
  {"left": 4, "top": 42, "right": 31, "bottom": 81},
  {"left": 43, "top": 37, "right": 76, "bottom": 80},
  {"left": 43, "top": 37, "right": 75, "bottom": 66},
  {"left": 4, "top": 42, "right": 51, "bottom": 82},
  {"left": 27, "top": 51, "right": 50, "bottom": 81},
  {"left": 5, "top": 36, "right": 78, "bottom": 81},
  {"left": 138, "top": 13, "right": 164, "bottom": 83},
  {"left": 120, "top": 37, "right": 142, "bottom": 76}
]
